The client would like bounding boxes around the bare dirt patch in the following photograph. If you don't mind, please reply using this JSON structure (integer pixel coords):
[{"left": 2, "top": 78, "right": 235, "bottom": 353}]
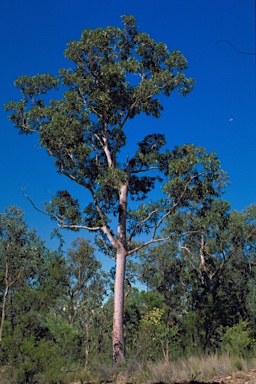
[{"left": 210, "top": 368, "right": 256, "bottom": 384}]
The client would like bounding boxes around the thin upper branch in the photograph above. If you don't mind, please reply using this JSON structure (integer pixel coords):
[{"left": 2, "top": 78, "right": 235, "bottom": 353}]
[
  {"left": 128, "top": 208, "right": 160, "bottom": 242},
  {"left": 127, "top": 230, "right": 199, "bottom": 256},
  {"left": 22, "top": 189, "right": 101, "bottom": 232}
]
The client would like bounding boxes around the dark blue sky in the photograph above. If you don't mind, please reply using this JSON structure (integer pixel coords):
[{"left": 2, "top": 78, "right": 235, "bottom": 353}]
[{"left": 0, "top": 0, "right": 255, "bottom": 266}]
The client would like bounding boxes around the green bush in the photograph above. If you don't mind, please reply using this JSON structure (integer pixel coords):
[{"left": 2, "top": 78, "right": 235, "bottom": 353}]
[{"left": 221, "top": 321, "right": 255, "bottom": 357}]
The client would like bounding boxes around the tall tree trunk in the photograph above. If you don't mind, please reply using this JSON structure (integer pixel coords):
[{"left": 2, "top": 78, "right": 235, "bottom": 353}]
[
  {"left": 112, "top": 182, "right": 128, "bottom": 363},
  {"left": 113, "top": 245, "right": 126, "bottom": 363}
]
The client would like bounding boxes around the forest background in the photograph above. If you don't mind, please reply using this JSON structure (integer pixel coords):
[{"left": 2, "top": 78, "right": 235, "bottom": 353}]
[{"left": 0, "top": 1, "right": 255, "bottom": 383}]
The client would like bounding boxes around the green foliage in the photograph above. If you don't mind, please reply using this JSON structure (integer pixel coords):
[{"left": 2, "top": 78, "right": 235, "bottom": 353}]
[
  {"left": 163, "top": 144, "right": 228, "bottom": 206},
  {"left": 140, "top": 307, "right": 165, "bottom": 334},
  {"left": 46, "top": 190, "right": 82, "bottom": 228},
  {"left": 12, "top": 337, "right": 63, "bottom": 384},
  {"left": 137, "top": 186, "right": 256, "bottom": 355},
  {"left": 5, "top": 15, "right": 194, "bottom": 232},
  {"left": 0, "top": 206, "right": 109, "bottom": 380},
  {"left": 221, "top": 322, "right": 255, "bottom": 357},
  {"left": 46, "top": 313, "right": 81, "bottom": 361}
]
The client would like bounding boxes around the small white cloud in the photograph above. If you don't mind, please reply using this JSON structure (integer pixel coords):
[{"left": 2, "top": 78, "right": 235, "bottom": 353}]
[{"left": 229, "top": 118, "right": 234, "bottom": 122}]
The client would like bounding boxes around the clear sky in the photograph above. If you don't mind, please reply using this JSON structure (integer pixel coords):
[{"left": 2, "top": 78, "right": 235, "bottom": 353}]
[{"left": 0, "top": 0, "right": 255, "bottom": 267}]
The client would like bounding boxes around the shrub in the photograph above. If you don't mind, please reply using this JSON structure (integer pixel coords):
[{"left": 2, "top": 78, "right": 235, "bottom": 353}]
[{"left": 221, "top": 321, "right": 255, "bottom": 357}]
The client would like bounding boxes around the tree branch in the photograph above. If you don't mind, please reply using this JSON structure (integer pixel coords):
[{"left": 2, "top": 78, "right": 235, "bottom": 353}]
[
  {"left": 21, "top": 188, "right": 101, "bottom": 232},
  {"left": 128, "top": 208, "right": 160, "bottom": 242},
  {"left": 127, "top": 230, "right": 199, "bottom": 256}
]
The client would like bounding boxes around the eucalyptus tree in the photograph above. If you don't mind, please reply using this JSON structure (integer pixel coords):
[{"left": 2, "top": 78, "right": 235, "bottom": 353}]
[{"left": 6, "top": 15, "right": 194, "bottom": 363}]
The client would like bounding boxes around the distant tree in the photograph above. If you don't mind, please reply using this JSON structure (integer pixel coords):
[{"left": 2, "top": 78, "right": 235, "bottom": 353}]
[
  {"left": 138, "top": 166, "right": 256, "bottom": 352},
  {"left": 2, "top": 253, "right": 68, "bottom": 384},
  {"left": 0, "top": 206, "right": 69, "bottom": 382},
  {"left": 164, "top": 201, "right": 256, "bottom": 334},
  {"left": 0, "top": 206, "right": 45, "bottom": 345},
  {"left": 5, "top": 15, "right": 194, "bottom": 363},
  {"left": 57, "top": 237, "right": 107, "bottom": 368}
]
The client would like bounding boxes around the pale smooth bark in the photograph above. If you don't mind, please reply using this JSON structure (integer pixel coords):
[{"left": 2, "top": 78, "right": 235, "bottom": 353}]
[
  {"left": 112, "top": 182, "right": 128, "bottom": 363},
  {"left": 112, "top": 245, "right": 126, "bottom": 363}
]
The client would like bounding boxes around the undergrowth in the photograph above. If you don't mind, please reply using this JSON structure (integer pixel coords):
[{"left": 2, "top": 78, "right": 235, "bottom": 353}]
[
  {"left": 1, "top": 353, "right": 256, "bottom": 383},
  {"left": 87, "top": 353, "right": 256, "bottom": 384}
]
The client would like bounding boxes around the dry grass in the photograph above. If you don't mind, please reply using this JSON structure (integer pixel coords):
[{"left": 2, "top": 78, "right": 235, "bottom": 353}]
[
  {"left": 2, "top": 353, "right": 255, "bottom": 384},
  {"left": 144, "top": 354, "right": 256, "bottom": 383},
  {"left": 85, "top": 353, "right": 256, "bottom": 384},
  {"left": 18, "top": 353, "right": 254, "bottom": 383}
]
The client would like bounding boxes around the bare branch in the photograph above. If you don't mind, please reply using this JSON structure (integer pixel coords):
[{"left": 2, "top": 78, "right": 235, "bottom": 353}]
[
  {"left": 21, "top": 188, "right": 57, "bottom": 218},
  {"left": 200, "top": 234, "right": 207, "bottom": 272},
  {"left": 124, "top": 277, "right": 132, "bottom": 299},
  {"left": 131, "top": 166, "right": 159, "bottom": 174},
  {"left": 61, "top": 224, "right": 101, "bottom": 231},
  {"left": 128, "top": 208, "right": 160, "bottom": 242},
  {"left": 127, "top": 230, "right": 199, "bottom": 256},
  {"left": 60, "top": 167, "right": 92, "bottom": 190},
  {"left": 178, "top": 243, "right": 191, "bottom": 254},
  {"left": 21, "top": 187, "right": 101, "bottom": 232},
  {"left": 102, "top": 132, "right": 114, "bottom": 168},
  {"left": 101, "top": 225, "right": 118, "bottom": 249},
  {"left": 97, "top": 234, "right": 116, "bottom": 261},
  {"left": 215, "top": 40, "right": 256, "bottom": 56}
]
